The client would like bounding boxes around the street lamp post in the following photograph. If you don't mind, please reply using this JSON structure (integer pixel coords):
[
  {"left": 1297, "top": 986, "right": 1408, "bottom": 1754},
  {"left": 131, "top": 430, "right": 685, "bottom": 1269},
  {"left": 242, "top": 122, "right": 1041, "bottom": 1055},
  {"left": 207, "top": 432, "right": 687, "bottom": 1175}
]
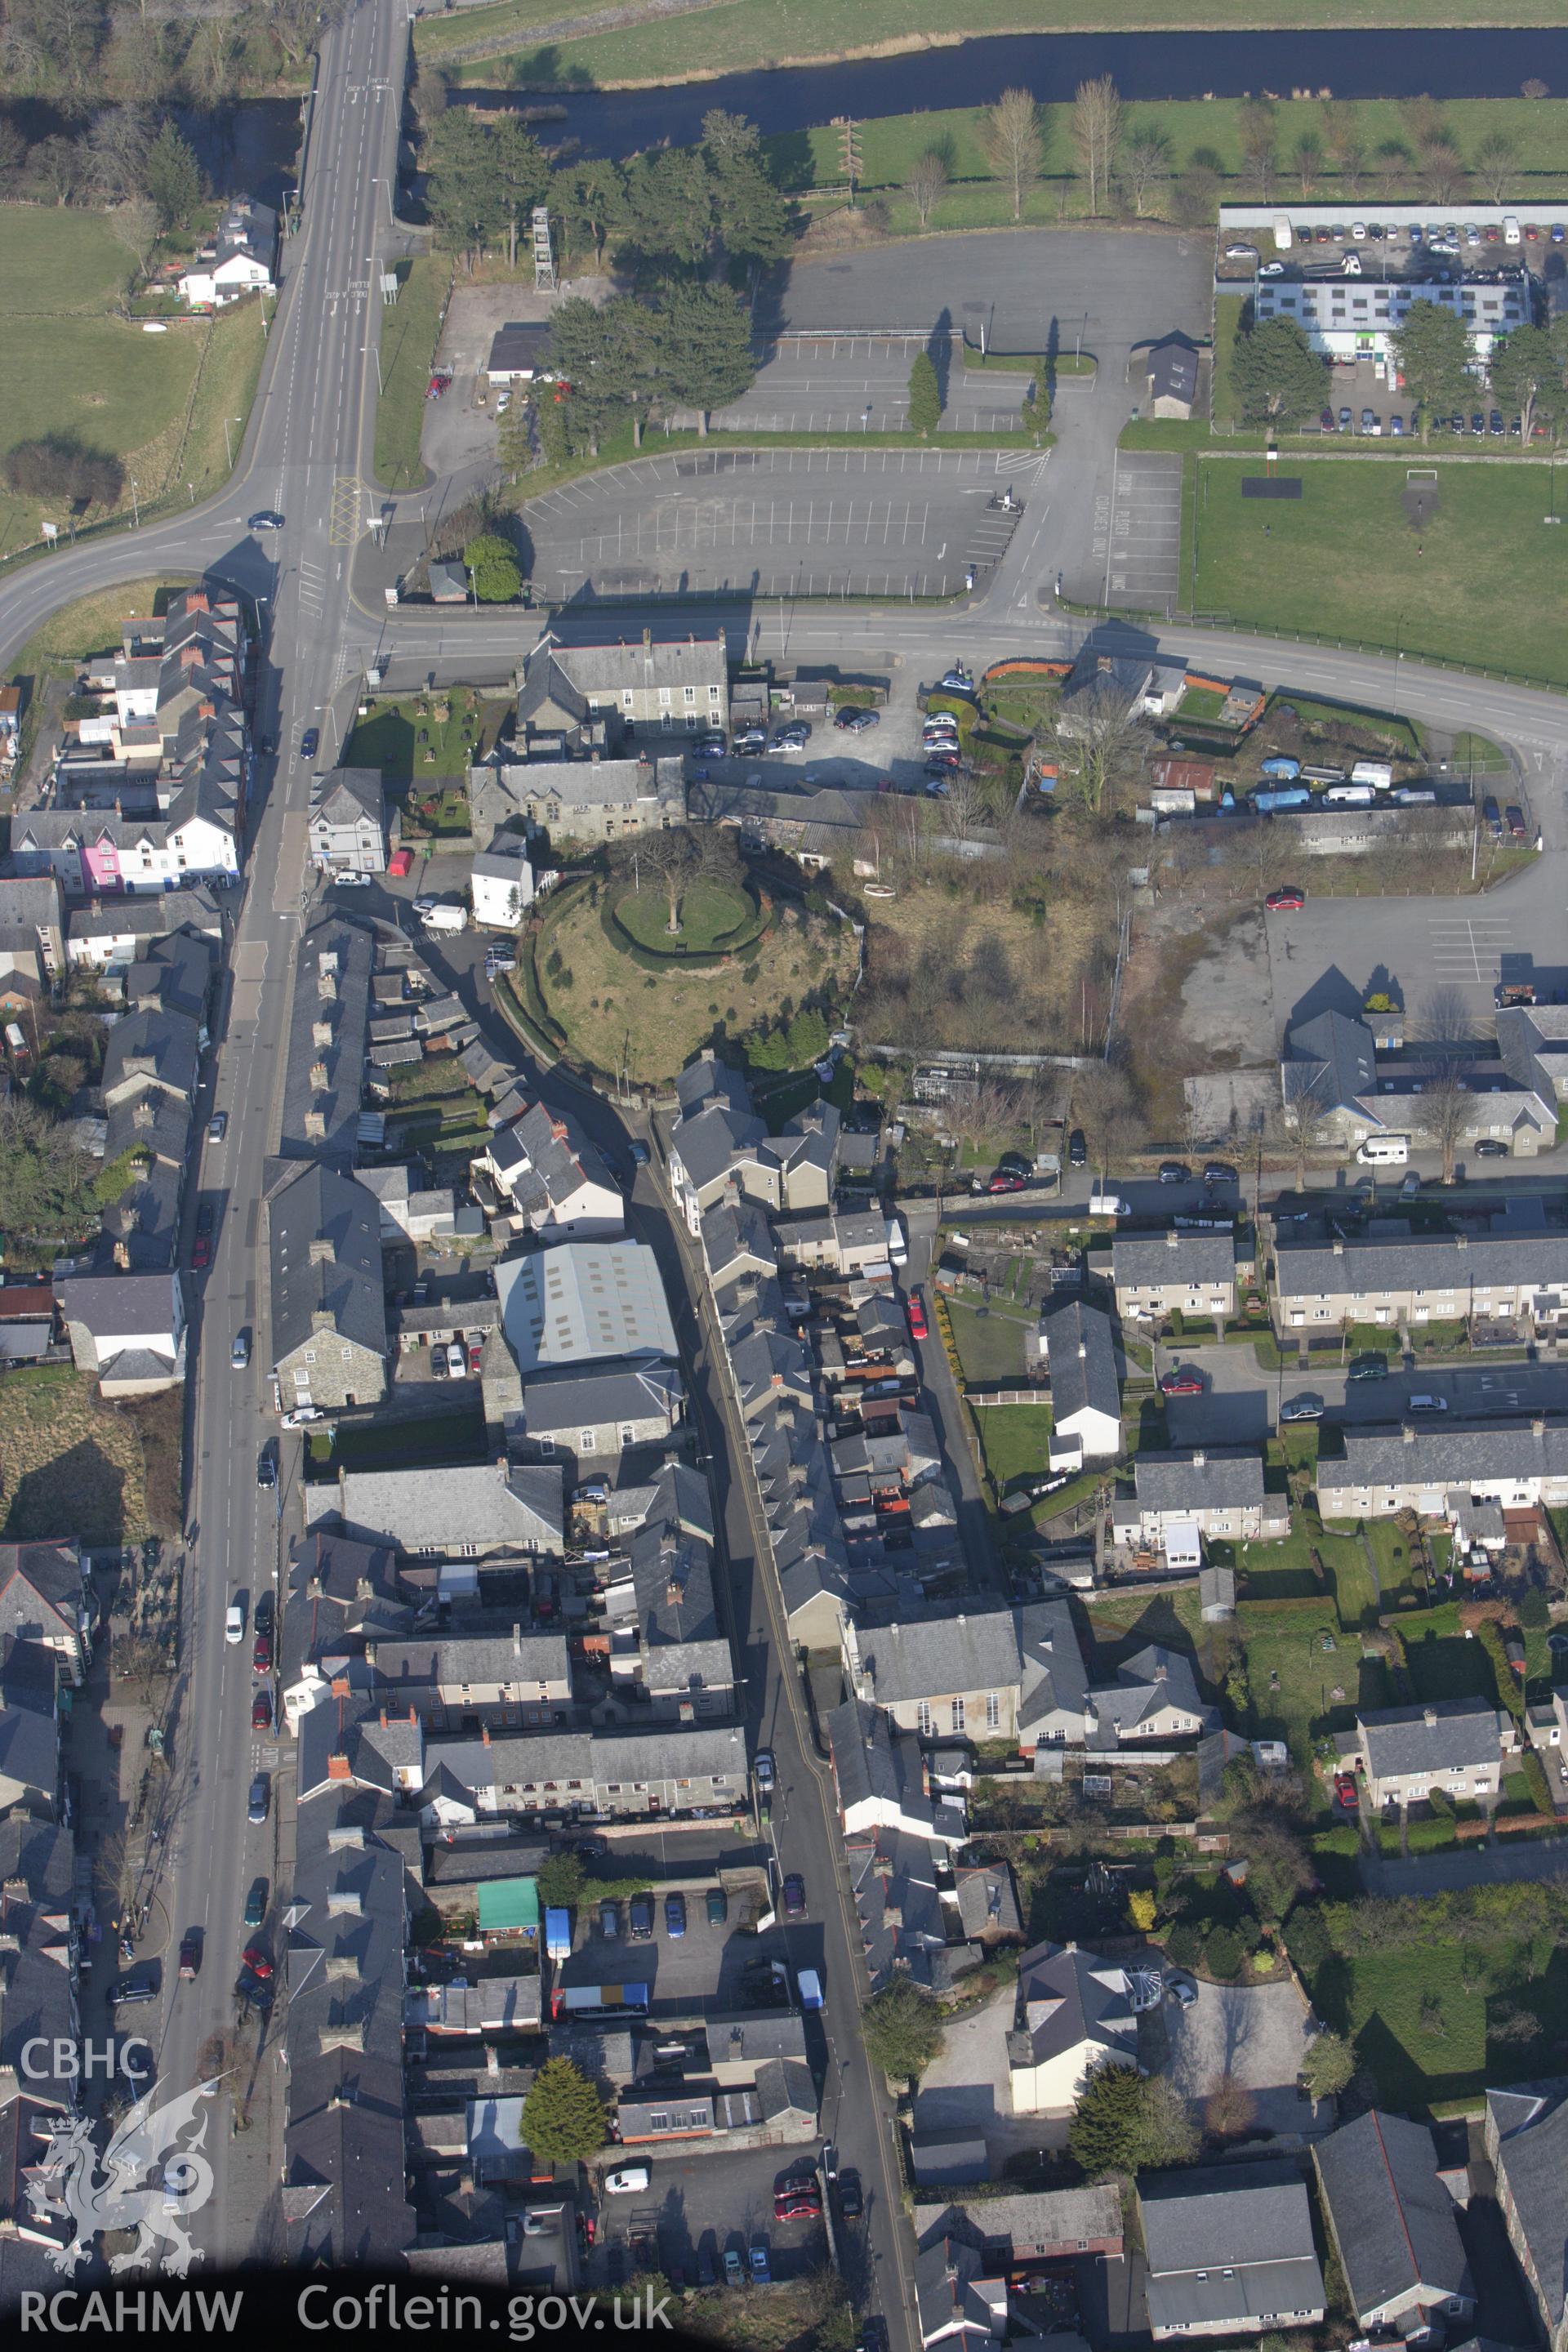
[
  {"left": 130, "top": 479, "right": 140, "bottom": 529},
  {"left": 223, "top": 415, "right": 241, "bottom": 470}
]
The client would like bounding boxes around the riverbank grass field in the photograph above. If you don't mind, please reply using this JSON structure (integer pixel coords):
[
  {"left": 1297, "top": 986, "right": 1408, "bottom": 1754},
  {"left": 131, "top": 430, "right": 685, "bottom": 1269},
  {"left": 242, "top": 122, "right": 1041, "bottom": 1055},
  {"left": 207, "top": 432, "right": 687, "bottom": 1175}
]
[
  {"left": 1192, "top": 456, "right": 1568, "bottom": 688},
  {"left": 375, "top": 258, "right": 448, "bottom": 493},
  {"left": 0, "top": 206, "right": 265, "bottom": 558},
  {"left": 423, "top": 0, "right": 1568, "bottom": 90}
]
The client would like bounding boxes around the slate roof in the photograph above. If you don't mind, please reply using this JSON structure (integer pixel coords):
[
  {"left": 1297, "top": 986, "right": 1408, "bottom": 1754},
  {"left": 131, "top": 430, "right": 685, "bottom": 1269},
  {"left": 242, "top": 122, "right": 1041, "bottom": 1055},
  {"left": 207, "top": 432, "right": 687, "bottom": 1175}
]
[
  {"left": 310, "top": 766, "right": 384, "bottom": 831},
  {"left": 337, "top": 1461, "right": 565, "bottom": 1558},
  {"left": 1009, "top": 1940, "right": 1139, "bottom": 2074},
  {"left": 1314, "top": 2109, "right": 1473, "bottom": 2318},
  {"left": 1285, "top": 1007, "right": 1380, "bottom": 1121},
  {"left": 853, "top": 1605, "right": 1027, "bottom": 1704},
  {"left": 519, "top": 1361, "right": 683, "bottom": 1436},
  {"left": 268, "top": 1163, "right": 386, "bottom": 1365},
  {"left": 672, "top": 1098, "right": 767, "bottom": 1192},
  {"left": 278, "top": 912, "right": 375, "bottom": 1166},
  {"left": 1140, "top": 2163, "right": 1325, "bottom": 2336},
  {"left": 1487, "top": 2081, "right": 1568, "bottom": 2332},
  {"left": 1089, "top": 1644, "right": 1205, "bottom": 1742},
  {"left": 0, "top": 1814, "right": 77, "bottom": 2075},
  {"left": 828, "top": 1695, "right": 937, "bottom": 1831},
  {"left": 1113, "top": 1228, "right": 1237, "bottom": 1292},
  {"left": 1134, "top": 1449, "right": 1266, "bottom": 1512},
  {"left": 59, "top": 1271, "right": 178, "bottom": 1340},
  {"left": 1356, "top": 1697, "right": 1502, "bottom": 1783},
  {"left": 1276, "top": 1231, "right": 1568, "bottom": 1302},
  {"left": 1319, "top": 1418, "right": 1568, "bottom": 1499},
  {"left": 676, "top": 1056, "right": 753, "bottom": 1118},
  {"left": 1040, "top": 1295, "right": 1120, "bottom": 1429},
  {"left": 1147, "top": 332, "right": 1200, "bottom": 403},
  {"left": 700, "top": 1198, "right": 777, "bottom": 1286}
]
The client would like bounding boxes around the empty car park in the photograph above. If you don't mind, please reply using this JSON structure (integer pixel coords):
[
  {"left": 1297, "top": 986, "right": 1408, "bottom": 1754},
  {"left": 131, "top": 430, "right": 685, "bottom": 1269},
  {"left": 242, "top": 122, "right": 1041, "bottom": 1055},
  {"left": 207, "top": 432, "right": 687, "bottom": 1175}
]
[
  {"left": 694, "top": 332, "right": 1028, "bottom": 435},
  {"left": 523, "top": 445, "right": 1045, "bottom": 599}
]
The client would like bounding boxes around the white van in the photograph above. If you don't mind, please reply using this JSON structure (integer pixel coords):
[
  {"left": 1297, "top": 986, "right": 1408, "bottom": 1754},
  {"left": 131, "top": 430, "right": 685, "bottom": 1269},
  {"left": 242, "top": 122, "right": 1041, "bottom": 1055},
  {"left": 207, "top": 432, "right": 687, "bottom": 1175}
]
[
  {"left": 1503, "top": 216, "right": 1521, "bottom": 245},
  {"left": 1272, "top": 216, "right": 1293, "bottom": 250},
  {"left": 1356, "top": 1135, "right": 1410, "bottom": 1165},
  {"left": 1088, "top": 1190, "right": 1130, "bottom": 1217}
]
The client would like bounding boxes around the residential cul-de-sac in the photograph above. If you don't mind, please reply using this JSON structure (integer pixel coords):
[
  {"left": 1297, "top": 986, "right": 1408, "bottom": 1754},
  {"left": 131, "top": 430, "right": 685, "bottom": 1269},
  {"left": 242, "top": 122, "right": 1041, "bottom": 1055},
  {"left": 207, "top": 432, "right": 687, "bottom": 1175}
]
[{"left": 5, "top": 16, "right": 1568, "bottom": 2352}]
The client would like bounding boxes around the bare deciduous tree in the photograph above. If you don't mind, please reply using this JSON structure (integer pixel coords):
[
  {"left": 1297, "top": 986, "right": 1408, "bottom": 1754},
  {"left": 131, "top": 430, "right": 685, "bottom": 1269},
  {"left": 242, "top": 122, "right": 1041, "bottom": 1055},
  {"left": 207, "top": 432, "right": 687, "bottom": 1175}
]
[
  {"left": 1049, "top": 682, "right": 1152, "bottom": 818},
  {"left": 1290, "top": 131, "right": 1325, "bottom": 197},
  {"left": 1204, "top": 2074, "right": 1258, "bottom": 2140},
  {"left": 947, "top": 1078, "right": 1014, "bottom": 1157},
  {"left": 1072, "top": 1060, "right": 1142, "bottom": 1181},
  {"left": 1472, "top": 129, "right": 1517, "bottom": 203},
  {"left": 110, "top": 193, "right": 161, "bottom": 279},
  {"left": 1414, "top": 1065, "right": 1472, "bottom": 1185},
  {"left": 627, "top": 826, "right": 698, "bottom": 936},
  {"left": 1121, "top": 127, "right": 1171, "bottom": 218},
  {"left": 1374, "top": 140, "right": 1413, "bottom": 204},
  {"left": 903, "top": 149, "right": 948, "bottom": 230},
  {"left": 1237, "top": 98, "right": 1277, "bottom": 201},
  {"left": 1419, "top": 138, "right": 1468, "bottom": 202},
  {"left": 1071, "top": 75, "right": 1121, "bottom": 216},
  {"left": 1274, "top": 1076, "right": 1335, "bottom": 1191},
  {"left": 982, "top": 87, "right": 1045, "bottom": 222}
]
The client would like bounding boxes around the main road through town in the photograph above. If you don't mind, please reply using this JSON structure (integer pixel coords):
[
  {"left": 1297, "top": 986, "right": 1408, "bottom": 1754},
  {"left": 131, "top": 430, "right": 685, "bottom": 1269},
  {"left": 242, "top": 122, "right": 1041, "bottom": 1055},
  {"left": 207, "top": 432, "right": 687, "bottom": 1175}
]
[{"left": 2, "top": 0, "right": 1567, "bottom": 2319}]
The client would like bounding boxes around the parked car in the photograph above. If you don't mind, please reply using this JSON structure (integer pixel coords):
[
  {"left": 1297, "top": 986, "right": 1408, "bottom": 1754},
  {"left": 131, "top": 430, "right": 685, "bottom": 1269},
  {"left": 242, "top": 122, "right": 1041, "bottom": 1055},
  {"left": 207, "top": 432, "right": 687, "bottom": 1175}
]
[
  {"left": 835, "top": 708, "right": 880, "bottom": 733},
  {"left": 1280, "top": 1394, "right": 1325, "bottom": 1423},
  {"left": 256, "top": 1592, "right": 274, "bottom": 1634},
  {"left": 1258, "top": 260, "right": 1285, "bottom": 277},
  {"left": 837, "top": 2168, "right": 864, "bottom": 2220},
  {"left": 240, "top": 1945, "right": 273, "bottom": 1981},
  {"left": 1224, "top": 242, "right": 1258, "bottom": 259},
  {"left": 256, "top": 1444, "right": 277, "bottom": 1490},
  {"left": 247, "top": 510, "right": 284, "bottom": 531},
  {"left": 665, "top": 1892, "right": 687, "bottom": 1939},
  {"left": 300, "top": 728, "right": 318, "bottom": 760},
  {"left": 446, "top": 1341, "right": 466, "bottom": 1379},
  {"left": 1202, "top": 1162, "right": 1236, "bottom": 1186},
  {"left": 1409, "top": 1393, "right": 1449, "bottom": 1413},
  {"left": 733, "top": 727, "right": 768, "bottom": 754},
  {"left": 1337, "top": 407, "right": 1352, "bottom": 430},
  {"left": 468, "top": 1338, "right": 484, "bottom": 1374},
  {"left": 1157, "top": 1160, "right": 1190, "bottom": 1184},
  {"left": 1068, "top": 1129, "right": 1086, "bottom": 1167},
  {"left": 244, "top": 1877, "right": 268, "bottom": 1928},
  {"left": 251, "top": 1688, "right": 272, "bottom": 1731},
  {"left": 1159, "top": 1369, "right": 1204, "bottom": 1396},
  {"left": 179, "top": 1936, "right": 200, "bottom": 1980},
  {"left": 628, "top": 1895, "right": 654, "bottom": 1940},
  {"left": 231, "top": 1330, "right": 251, "bottom": 1369},
  {"left": 987, "top": 1173, "right": 1026, "bottom": 1193},
  {"left": 1475, "top": 1138, "right": 1510, "bottom": 1157},
  {"left": 706, "top": 1886, "right": 728, "bottom": 1927},
  {"left": 207, "top": 1111, "right": 227, "bottom": 1143},
  {"left": 1506, "top": 804, "right": 1527, "bottom": 839},
  {"left": 247, "top": 1773, "right": 270, "bottom": 1825},
  {"left": 1483, "top": 795, "right": 1504, "bottom": 839},
  {"left": 1265, "top": 886, "right": 1306, "bottom": 911},
  {"left": 693, "top": 732, "right": 726, "bottom": 756},
  {"left": 782, "top": 1873, "right": 806, "bottom": 1917},
  {"left": 225, "top": 1602, "right": 244, "bottom": 1645},
  {"left": 1333, "top": 1771, "right": 1361, "bottom": 1811},
  {"left": 1348, "top": 1355, "right": 1389, "bottom": 1381},
  {"left": 191, "top": 1234, "right": 212, "bottom": 1269},
  {"left": 774, "top": 2191, "right": 822, "bottom": 2222},
  {"left": 754, "top": 1749, "right": 775, "bottom": 1790},
  {"left": 722, "top": 2249, "right": 745, "bottom": 2288},
  {"left": 750, "top": 2242, "right": 772, "bottom": 2285},
  {"left": 604, "top": 2167, "right": 652, "bottom": 2195},
  {"left": 907, "top": 1289, "right": 929, "bottom": 1342},
  {"left": 253, "top": 1630, "right": 272, "bottom": 1674},
  {"left": 599, "top": 1900, "right": 620, "bottom": 1939}
]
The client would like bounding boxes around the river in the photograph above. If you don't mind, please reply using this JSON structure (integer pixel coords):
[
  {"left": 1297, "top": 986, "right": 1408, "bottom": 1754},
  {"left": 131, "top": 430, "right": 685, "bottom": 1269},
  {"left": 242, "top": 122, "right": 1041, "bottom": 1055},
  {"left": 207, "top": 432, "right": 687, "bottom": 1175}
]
[{"left": 460, "top": 26, "right": 1568, "bottom": 158}]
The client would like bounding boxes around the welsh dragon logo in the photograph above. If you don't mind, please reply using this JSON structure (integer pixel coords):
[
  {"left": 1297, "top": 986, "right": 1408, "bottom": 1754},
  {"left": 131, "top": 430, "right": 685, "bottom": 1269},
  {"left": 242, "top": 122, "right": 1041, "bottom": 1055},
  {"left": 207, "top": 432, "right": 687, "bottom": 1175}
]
[{"left": 29, "top": 2079, "right": 220, "bottom": 2275}]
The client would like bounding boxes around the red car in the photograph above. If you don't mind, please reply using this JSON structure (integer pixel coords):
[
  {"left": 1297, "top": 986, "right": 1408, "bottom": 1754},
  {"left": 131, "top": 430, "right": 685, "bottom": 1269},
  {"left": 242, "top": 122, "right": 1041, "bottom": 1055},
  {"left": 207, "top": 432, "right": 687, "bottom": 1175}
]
[
  {"left": 252, "top": 1688, "right": 272, "bottom": 1731},
  {"left": 987, "top": 1173, "right": 1027, "bottom": 1193},
  {"left": 191, "top": 1234, "right": 212, "bottom": 1269},
  {"left": 253, "top": 1630, "right": 272, "bottom": 1674},
  {"left": 1333, "top": 1772, "right": 1360, "bottom": 1812},
  {"left": 179, "top": 1936, "right": 200, "bottom": 1980},
  {"left": 240, "top": 1945, "right": 273, "bottom": 1980},
  {"left": 907, "top": 1290, "right": 929, "bottom": 1342},
  {"left": 1159, "top": 1369, "right": 1204, "bottom": 1396},
  {"left": 468, "top": 1339, "right": 484, "bottom": 1374},
  {"left": 1265, "top": 886, "right": 1306, "bottom": 912},
  {"left": 773, "top": 2192, "right": 822, "bottom": 2222}
]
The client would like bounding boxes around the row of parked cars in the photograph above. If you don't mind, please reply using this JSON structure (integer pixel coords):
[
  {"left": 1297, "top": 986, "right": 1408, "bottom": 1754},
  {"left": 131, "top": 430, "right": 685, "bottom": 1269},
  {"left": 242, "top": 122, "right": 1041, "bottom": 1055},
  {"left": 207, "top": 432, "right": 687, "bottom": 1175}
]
[{"left": 1482, "top": 795, "right": 1528, "bottom": 841}]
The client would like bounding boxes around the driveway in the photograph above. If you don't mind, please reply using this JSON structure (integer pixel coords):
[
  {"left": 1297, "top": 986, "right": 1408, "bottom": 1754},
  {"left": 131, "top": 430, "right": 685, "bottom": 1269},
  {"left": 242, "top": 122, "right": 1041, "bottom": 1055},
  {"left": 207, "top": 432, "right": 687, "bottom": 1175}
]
[
  {"left": 910, "top": 1989, "right": 1067, "bottom": 2164},
  {"left": 1163, "top": 1977, "right": 1328, "bottom": 2136}
]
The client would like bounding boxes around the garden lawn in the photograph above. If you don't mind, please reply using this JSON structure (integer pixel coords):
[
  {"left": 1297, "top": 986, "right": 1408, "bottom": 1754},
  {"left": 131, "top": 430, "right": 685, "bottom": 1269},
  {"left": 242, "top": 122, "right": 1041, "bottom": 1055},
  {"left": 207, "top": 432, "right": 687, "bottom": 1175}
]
[
  {"left": 375, "top": 258, "right": 447, "bottom": 493},
  {"left": 615, "top": 878, "right": 756, "bottom": 954},
  {"left": 1235, "top": 1596, "right": 1390, "bottom": 1770},
  {"left": 1314, "top": 1931, "right": 1568, "bottom": 2114},
  {"left": 0, "top": 1365, "right": 151, "bottom": 1547},
  {"left": 1194, "top": 457, "right": 1568, "bottom": 688},
  {"left": 343, "top": 689, "right": 508, "bottom": 791},
  {"left": 946, "top": 1298, "right": 1031, "bottom": 1387},
  {"left": 314, "top": 1407, "right": 488, "bottom": 1475},
  {"left": 1398, "top": 1601, "right": 1501, "bottom": 1706},
  {"left": 973, "top": 1401, "right": 1053, "bottom": 1493}
]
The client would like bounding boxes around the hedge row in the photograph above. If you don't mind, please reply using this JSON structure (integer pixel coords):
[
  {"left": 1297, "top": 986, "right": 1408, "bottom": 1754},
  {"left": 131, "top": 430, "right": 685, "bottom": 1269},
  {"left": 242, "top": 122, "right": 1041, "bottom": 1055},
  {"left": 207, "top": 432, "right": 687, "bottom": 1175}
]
[{"left": 596, "top": 880, "right": 772, "bottom": 973}]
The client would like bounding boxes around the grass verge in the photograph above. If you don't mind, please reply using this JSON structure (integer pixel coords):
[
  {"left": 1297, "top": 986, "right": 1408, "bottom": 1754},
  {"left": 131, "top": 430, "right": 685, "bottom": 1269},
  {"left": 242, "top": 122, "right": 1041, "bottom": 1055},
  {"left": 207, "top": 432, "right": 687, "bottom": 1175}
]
[{"left": 375, "top": 259, "right": 448, "bottom": 493}]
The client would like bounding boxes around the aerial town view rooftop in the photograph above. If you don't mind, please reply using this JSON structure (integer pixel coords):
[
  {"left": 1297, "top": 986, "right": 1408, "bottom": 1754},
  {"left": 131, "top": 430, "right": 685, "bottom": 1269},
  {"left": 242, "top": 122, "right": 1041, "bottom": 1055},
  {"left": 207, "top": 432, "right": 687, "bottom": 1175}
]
[{"left": 4, "top": 0, "right": 1568, "bottom": 2344}]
